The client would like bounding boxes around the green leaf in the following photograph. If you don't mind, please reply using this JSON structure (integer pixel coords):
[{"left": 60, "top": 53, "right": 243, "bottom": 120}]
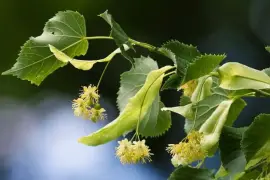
[
  {"left": 215, "top": 166, "right": 228, "bottom": 179},
  {"left": 99, "top": 10, "right": 134, "bottom": 63},
  {"left": 218, "top": 62, "right": 270, "bottom": 90},
  {"left": 161, "top": 40, "right": 225, "bottom": 85},
  {"left": 238, "top": 170, "right": 261, "bottom": 180},
  {"left": 139, "top": 99, "right": 171, "bottom": 137},
  {"left": 161, "top": 40, "right": 200, "bottom": 81},
  {"left": 49, "top": 44, "right": 129, "bottom": 70},
  {"left": 219, "top": 126, "right": 247, "bottom": 179},
  {"left": 117, "top": 56, "right": 158, "bottom": 112},
  {"left": 161, "top": 74, "right": 181, "bottom": 90},
  {"left": 190, "top": 93, "right": 229, "bottom": 131},
  {"left": 168, "top": 167, "right": 215, "bottom": 180},
  {"left": 241, "top": 114, "right": 270, "bottom": 169},
  {"left": 78, "top": 65, "right": 173, "bottom": 146},
  {"left": 2, "top": 11, "right": 88, "bottom": 85},
  {"left": 182, "top": 54, "right": 226, "bottom": 84}
]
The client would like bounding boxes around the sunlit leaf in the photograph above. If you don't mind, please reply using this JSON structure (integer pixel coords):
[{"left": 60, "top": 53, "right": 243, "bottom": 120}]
[
  {"left": 78, "top": 65, "right": 173, "bottom": 146},
  {"left": 218, "top": 62, "right": 270, "bottom": 90}
]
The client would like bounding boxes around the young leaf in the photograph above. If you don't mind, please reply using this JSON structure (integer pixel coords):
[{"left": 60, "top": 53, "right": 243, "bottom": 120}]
[
  {"left": 168, "top": 166, "right": 215, "bottom": 180},
  {"left": 218, "top": 62, "right": 270, "bottom": 90},
  {"left": 139, "top": 99, "right": 171, "bottom": 137},
  {"left": 161, "top": 40, "right": 225, "bottom": 85},
  {"left": 161, "top": 40, "right": 200, "bottom": 87},
  {"left": 99, "top": 10, "right": 134, "bottom": 63},
  {"left": 117, "top": 56, "right": 158, "bottom": 112},
  {"left": 182, "top": 54, "right": 226, "bottom": 84},
  {"left": 49, "top": 44, "right": 129, "bottom": 70},
  {"left": 78, "top": 65, "right": 173, "bottom": 146},
  {"left": 2, "top": 11, "right": 88, "bottom": 85},
  {"left": 219, "top": 126, "right": 247, "bottom": 179},
  {"left": 241, "top": 114, "right": 270, "bottom": 169}
]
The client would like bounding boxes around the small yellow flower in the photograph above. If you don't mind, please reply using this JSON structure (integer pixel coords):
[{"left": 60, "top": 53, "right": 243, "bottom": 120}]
[
  {"left": 179, "top": 80, "right": 198, "bottom": 97},
  {"left": 89, "top": 107, "right": 106, "bottom": 122},
  {"left": 167, "top": 131, "right": 206, "bottom": 167},
  {"left": 132, "top": 140, "right": 152, "bottom": 163},
  {"left": 72, "top": 98, "right": 86, "bottom": 117},
  {"left": 116, "top": 139, "right": 134, "bottom": 164},
  {"left": 72, "top": 85, "right": 107, "bottom": 123},
  {"left": 81, "top": 85, "right": 99, "bottom": 102},
  {"left": 116, "top": 139, "right": 153, "bottom": 164}
]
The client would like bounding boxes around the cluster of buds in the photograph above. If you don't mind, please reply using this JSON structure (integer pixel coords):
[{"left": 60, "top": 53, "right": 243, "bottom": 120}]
[
  {"left": 116, "top": 138, "right": 153, "bottom": 164},
  {"left": 167, "top": 131, "right": 206, "bottom": 167},
  {"left": 72, "top": 85, "right": 106, "bottom": 122}
]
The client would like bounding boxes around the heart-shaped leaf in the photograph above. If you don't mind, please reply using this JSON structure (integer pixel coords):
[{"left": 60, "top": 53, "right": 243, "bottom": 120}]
[{"left": 2, "top": 11, "right": 88, "bottom": 85}]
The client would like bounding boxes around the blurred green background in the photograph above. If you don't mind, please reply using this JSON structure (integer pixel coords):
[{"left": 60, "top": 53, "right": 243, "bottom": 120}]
[{"left": 1, "top": 0, "right": 270, "bottom": 179}]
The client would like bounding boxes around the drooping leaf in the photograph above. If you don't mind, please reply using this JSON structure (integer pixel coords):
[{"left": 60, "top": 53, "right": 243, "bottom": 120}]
[
  {"left": 241, "top": 114, "right": 270, "bottom": 169},
  {"left": 78, "top": 65, "right": 173, "bottom": 146},
  {"left": 99, "top": 10, "right": 134, "bottom": 63},
  {"left": 218, "top": 62, "right": 270, "bottom": 90},
  {"left": 117, "top": 56, "right": 158, "bottom": 112},
  {"left": 139, "top": 99, "right": 171, "bottom": 137},
  {"left": 219, "top": 126, "right": 247, "bottom": 179},
  {"left": 49, "top": 44, "right": 129, "bottom": 70},
  {"left": 168, "top": 167, "right": 215, "bottom": 180},
  {"left": 2, "top": 11, "right": 88, "bottom": 85}
]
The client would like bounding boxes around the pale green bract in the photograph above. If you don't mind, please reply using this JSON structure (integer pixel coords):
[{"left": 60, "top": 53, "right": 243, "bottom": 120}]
[
  {"left": 218, "top": 62, "right": 270, "bottom": 90},
  {"left": 2, "top": 11, "right": 88, "bottom": 85},
  {"left": 49, "top": 44, "right": 129, "bottom": 70},
  {"left": 78, "top": 65, "right": 173, "bottom": 146}
]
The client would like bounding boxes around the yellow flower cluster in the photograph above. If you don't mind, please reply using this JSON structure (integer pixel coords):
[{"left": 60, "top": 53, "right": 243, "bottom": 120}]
[
  {"left": 179, "top": 79, "right": 198, "bottom": 97},
  {"left": 116, "top": 139, "right": 152, "bottom": 164},
  {"left": 167, "top": 131, "right": 206, "bottom": 167},
  {"left": 72, "top": 85, "right": 106, "bottom": 122}
]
